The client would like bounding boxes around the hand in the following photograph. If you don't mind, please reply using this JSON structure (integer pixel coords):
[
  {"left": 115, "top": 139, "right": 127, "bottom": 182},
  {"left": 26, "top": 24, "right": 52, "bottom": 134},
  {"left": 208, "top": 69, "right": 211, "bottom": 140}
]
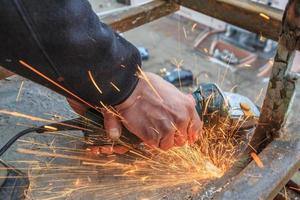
[
  {"left": 105, "top": 72, "right": 203, "bottom": 150},
  {"left": 68, "top": 72, "right": 203, "bottom": 151}
]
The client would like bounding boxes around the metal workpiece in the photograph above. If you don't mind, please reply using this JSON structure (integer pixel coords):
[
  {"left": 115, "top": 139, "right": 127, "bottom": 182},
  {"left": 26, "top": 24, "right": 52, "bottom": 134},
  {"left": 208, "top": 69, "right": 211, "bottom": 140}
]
[
  {"left": 250, "top": 44, "right": 297, "bottom": 151},
  {"left": 217, "top": 137, "right": 300, "bottom": 200},
  {"left": 249, "top": 0, "right": 300, "bottom": 151}
]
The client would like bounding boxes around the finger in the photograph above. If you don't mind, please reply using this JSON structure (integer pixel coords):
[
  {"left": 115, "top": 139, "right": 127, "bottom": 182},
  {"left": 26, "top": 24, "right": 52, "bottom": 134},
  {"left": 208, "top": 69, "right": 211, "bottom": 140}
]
[
  {"left": 174, "top": 127, "right": 188, "bottom": 146},
  {"left": 174, "top": 132, "right": 186, "bottom": 146},
  {"left": 88, "top": 145, "right": 129, "bottom": 155},
  {"left": 173, "top": 121, "right": 188, "bottom": 146},
  {"left": 100, "top": 145, "right": 129, "bottom": 154},
  {"left": 188, "top": 110, "right": 203, "bottom": 145},
  {"left": 159, "top": 132, "right": 175, "bottom": 151},
  {"left": 67, "top": 98, "right": 88, "bottom": 116},
  {"left": 102, "top": 111, "right": 122, "bottom": 141}
]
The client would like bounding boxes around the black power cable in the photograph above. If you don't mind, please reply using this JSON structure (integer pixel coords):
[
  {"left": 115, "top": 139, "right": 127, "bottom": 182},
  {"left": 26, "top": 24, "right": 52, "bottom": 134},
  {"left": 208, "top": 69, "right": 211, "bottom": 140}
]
[{"left": 0, "top": 127, "right": 40, "bottom": 157}]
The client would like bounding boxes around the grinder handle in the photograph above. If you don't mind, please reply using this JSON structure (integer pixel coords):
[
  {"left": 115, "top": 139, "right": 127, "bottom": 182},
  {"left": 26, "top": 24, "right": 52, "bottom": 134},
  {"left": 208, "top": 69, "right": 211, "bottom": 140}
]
[{"left": 84, "top": 108, "right": 142, "bottom": 145}]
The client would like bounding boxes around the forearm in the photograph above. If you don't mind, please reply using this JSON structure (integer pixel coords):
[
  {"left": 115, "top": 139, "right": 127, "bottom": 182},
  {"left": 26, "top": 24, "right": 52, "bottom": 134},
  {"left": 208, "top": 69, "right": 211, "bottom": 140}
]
[{"left": 0, "top": 0, "right": 141, "bottom": 106}]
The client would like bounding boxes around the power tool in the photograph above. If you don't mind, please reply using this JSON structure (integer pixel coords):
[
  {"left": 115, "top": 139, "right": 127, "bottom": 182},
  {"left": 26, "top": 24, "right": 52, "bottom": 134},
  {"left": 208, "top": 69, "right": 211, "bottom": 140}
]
[{"left": 0, "top": 83, "right": 260, "bottom": 199}]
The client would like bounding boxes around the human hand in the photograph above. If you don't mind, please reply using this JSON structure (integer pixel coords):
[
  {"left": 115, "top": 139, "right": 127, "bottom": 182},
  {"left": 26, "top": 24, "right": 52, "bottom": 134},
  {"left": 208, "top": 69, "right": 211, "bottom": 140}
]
[
  {"left": 68, "top": 72, "right": 203, "bottom": 151},
  {"left": 105, "top": 72, "right": 203, "bottom": 150}
]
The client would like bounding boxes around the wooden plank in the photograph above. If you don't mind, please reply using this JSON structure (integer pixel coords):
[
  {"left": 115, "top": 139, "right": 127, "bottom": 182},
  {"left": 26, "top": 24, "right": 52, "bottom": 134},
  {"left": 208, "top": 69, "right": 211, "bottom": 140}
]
[
  {"left": 216, "top": 138, "right": 300, "bottom": 200},
  {"left": 102, "top": 1, "right": 179, "bottom": 32},
  {"left": 172, "top": 0, "right": 284, "bottom": 41}
]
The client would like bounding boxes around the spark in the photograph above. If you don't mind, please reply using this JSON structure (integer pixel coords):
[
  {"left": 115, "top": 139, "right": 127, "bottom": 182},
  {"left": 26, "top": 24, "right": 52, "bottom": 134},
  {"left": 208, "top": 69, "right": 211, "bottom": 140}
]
[
  {"left": 3, "top": 82, "right": 246, "bottom": 199},
  {"left": 16, "top": 81, "right": 24, "bottom": 101},
  {"left": 110, "top": 82, "right": 120, "bottom": 92},
  {"left": 259, "top": 13, "right": 270, "bottom": 20},
  {"left": 192, "top": 23, "right": 197, "bottom": 32},
  {"left": 19, "top": 60, "right": 96, "bottom": 110},
  {"left": 12, "top": 113, "right": 243, "bottom": 200},
  {"left": 88, "top": 70, "right": 103, "bottom": 94},
  {"left": 75, "top": 178, "right": 80, "bottom": 186},
  {"left": 183, "top": 26, "right": 188, "bottom": 39},
  {"left": 171, "top": 58, "right": 184, "bottom": 90},
  {"left": 250, "top": 152, "right": 264, "bottom": 168},
  {"left": 259, "top": 34, "right": 266, "bottom": 42},
  {"left": 99, "top": 101, "right": 126, "bottom": 122},
  {"left": 203, "top": 48, "right": 208, "bottom": 53},
  {"left": 149, "top": 127, "right": 160, "bottom": 135},
  {"left": 0, "top": 110, "right": 92, "bottom": 132},
  {"left": 137, "top": 66, "right": 163, "bottom": 102},
  {"left": 17, "top": 148, "right": 107, "bottom": 163},
  {"left": 254, "top": 88, "right": 265, "bottom": 103}
]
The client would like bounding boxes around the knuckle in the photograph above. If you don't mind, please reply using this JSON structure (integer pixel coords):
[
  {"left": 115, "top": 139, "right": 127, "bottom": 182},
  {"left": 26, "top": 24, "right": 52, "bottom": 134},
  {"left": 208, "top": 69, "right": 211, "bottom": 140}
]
[{"left": 144, "top": 128, "right": 161, "bottom": 148}]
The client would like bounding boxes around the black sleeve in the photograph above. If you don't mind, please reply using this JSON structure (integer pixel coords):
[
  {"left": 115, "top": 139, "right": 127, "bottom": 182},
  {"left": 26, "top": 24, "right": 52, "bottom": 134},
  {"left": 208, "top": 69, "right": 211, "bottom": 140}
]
[{"left": 0, "top": 0, "right": 141, "bottom": 106}]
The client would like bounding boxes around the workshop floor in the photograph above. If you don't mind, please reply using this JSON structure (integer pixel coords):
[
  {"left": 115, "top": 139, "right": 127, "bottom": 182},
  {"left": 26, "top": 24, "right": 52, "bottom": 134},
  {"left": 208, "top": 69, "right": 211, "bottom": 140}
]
[{"left": 1, "top": 1, "right": 300, "bottom": 199}]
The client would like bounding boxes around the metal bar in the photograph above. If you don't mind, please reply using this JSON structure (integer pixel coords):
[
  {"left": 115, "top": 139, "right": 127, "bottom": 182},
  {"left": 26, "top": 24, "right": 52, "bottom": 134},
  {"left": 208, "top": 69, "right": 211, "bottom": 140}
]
[
  {"left": 102, "top": 0, "right": 179, "bottom": 33},
  {"left": 249, "top": 1, "right": 298, "bottom": 151},
  {"left": 217, "top": 138, "right": 300, "bottom": 200},
  {"left": 217, "top": 2, "right": 300, "bottom": 198},
  {"left": 172, "top": 0, "right": 283, "bottom": 41}
]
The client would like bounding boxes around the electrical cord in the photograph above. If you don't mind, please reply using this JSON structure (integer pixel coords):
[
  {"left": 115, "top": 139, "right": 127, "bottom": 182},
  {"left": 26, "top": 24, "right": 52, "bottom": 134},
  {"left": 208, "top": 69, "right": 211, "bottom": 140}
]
[
  {"left": 0, "top": 127, "right": 40, "bottom": 157},
  {"left": 0, "top": 118, "right": 85, "bottom": 157}
]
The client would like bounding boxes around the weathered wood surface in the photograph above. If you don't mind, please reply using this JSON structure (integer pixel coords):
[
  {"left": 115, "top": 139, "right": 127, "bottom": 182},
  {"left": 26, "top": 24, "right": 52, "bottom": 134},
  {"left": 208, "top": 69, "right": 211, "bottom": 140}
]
[
  {"left": 102, "top": 1, "right": 179, "bottom": 32},
  {"left": 172, "top": 0, "right": 283, "bottom": 41}
]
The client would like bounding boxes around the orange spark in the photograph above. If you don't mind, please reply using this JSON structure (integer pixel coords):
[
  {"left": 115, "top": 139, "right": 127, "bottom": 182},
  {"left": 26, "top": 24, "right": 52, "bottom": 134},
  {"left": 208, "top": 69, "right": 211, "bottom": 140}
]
[
  {"left": 110, "top": 82, "right": 120, "bottom": 92},
  {"left": 75, "top": 178, "right": 80, "bottom": 186},
  {"left": 137, "top": 66, "right": 163, "bottom": 102},
  {"left": 87, "top": 70, "right": 103, "bottom": 94},
  {"left": 19, "top": 60, "right": 96, "bottom": 110},
  {"left": 192, "top": 23, "right": 197, "bottom": 32},
  {"left": 259, "top": 13, "right": 270, "bottom": 20},
  {"left": 0, "top": 110, "right": 92, "bottom": 132},
  {"left": 99, "top": 101, "right": 125, "bottom": 122},
  {"left": 250, "top": 152, "right": 264, "bottom": 168}
]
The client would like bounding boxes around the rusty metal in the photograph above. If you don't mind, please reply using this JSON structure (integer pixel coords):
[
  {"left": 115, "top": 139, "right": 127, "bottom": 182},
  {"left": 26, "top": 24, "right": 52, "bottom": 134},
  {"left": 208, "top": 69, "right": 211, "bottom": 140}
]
[
  {"left": 217, "top": 137, "right": 300, "bottom": 200},
  {"left": 248, "top": 1, "right": 299, "bottom": 152}
]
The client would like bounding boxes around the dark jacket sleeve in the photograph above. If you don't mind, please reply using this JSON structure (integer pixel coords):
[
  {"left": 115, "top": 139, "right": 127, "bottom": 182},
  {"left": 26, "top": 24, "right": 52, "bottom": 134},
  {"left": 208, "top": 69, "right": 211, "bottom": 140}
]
[{"left": 0, "top": 0, "right": 141, "bottom": 106}]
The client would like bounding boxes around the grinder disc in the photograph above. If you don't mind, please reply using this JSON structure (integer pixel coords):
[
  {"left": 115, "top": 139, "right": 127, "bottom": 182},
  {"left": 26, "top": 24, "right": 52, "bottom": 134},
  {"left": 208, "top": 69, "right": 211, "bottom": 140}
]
[{"left": 0, "top": 162, "right": 8, "bottom": 187}]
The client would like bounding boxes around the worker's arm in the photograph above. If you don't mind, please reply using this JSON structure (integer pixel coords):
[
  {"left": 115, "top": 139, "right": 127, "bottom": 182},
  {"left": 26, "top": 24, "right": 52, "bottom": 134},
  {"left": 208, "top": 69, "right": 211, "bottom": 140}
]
[
  {"left": 0, "top": 0, "right": 202, "bottom": 150},
  {"left": 0, "top": 0, "right": 140, "bottom": 106}
]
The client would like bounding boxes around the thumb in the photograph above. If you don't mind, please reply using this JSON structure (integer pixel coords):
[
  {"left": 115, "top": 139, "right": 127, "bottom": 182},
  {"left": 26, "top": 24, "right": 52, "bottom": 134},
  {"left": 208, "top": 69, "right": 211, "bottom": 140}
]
[{"left": 102, "top": 111, "right": 122, "bottom": 141}]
